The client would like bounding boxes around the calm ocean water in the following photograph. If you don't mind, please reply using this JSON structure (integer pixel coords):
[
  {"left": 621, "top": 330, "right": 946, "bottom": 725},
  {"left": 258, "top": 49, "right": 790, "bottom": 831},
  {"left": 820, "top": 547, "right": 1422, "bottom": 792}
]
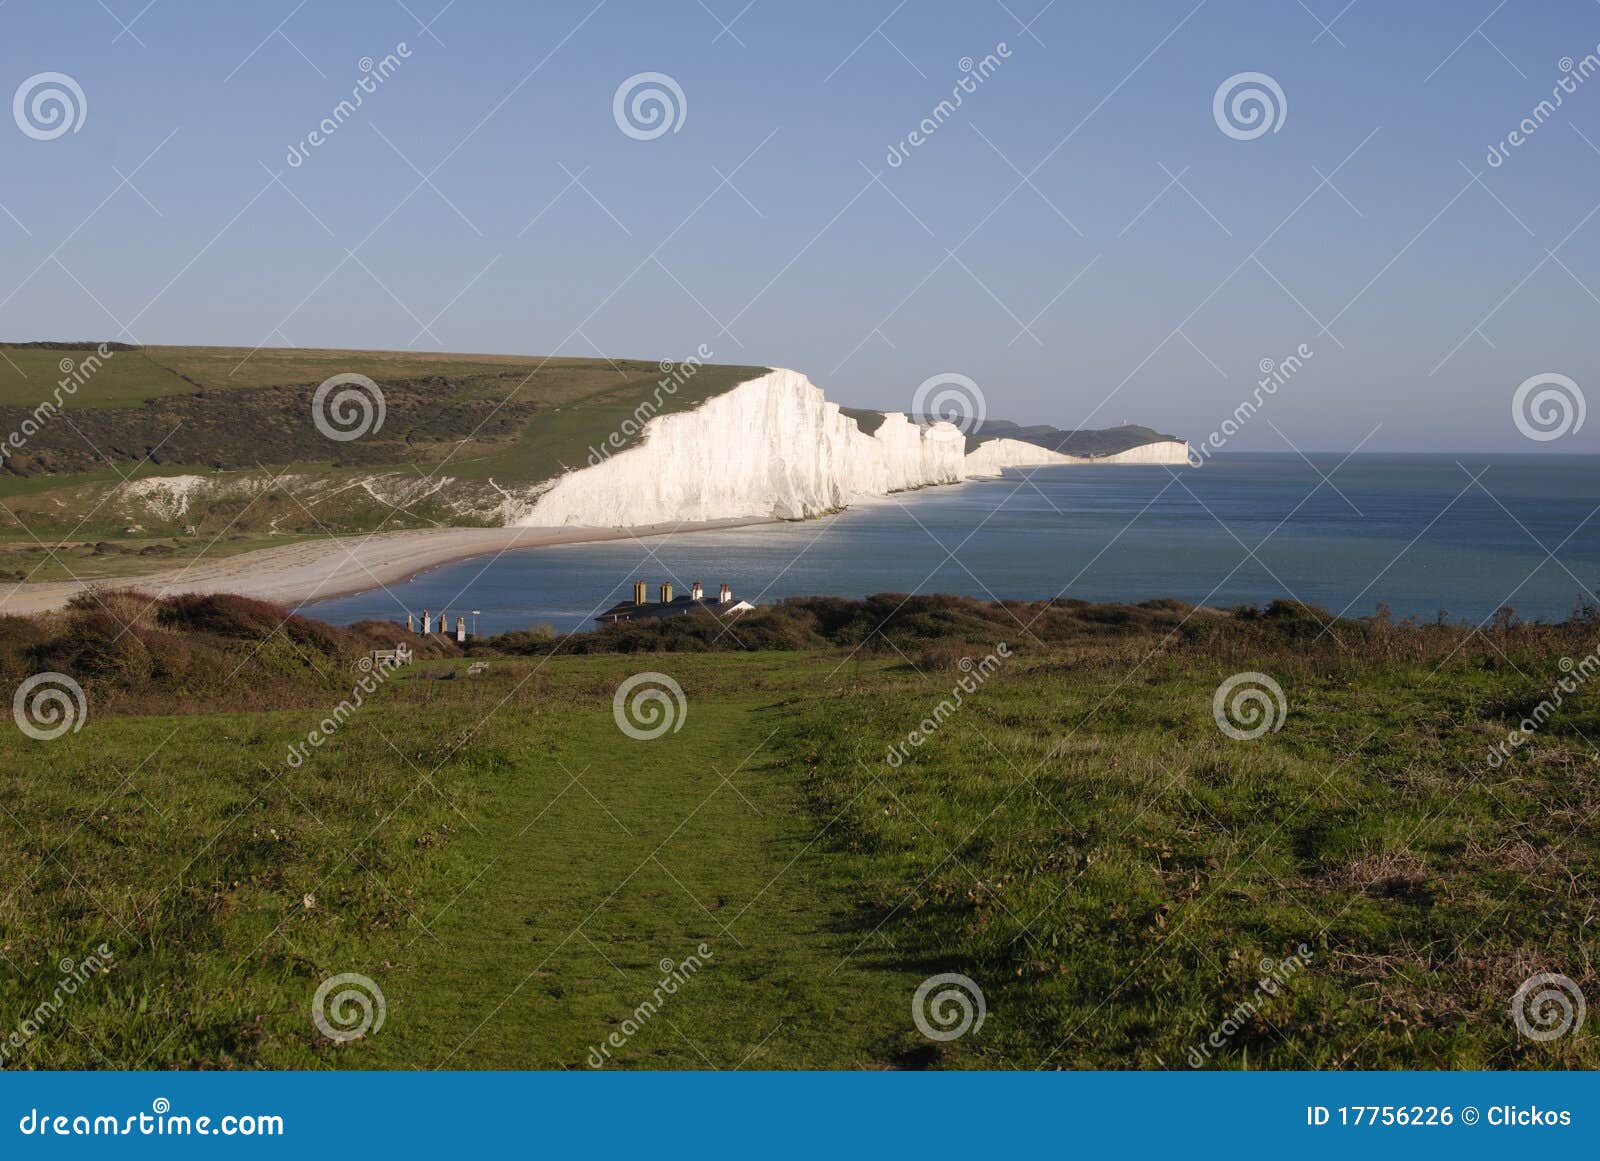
[{"left": 300, "top": 454, "right": 1600, "bottom": 635}]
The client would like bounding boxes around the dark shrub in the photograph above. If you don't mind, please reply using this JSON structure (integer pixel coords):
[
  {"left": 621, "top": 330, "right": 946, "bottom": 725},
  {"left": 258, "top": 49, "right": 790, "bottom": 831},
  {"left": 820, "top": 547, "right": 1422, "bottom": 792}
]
[
  {"left": 35, "top": 610, "right": 153, "bottom": 685},
  {"left": 155, "top": 593, "right": 293, "bottom": 638}
]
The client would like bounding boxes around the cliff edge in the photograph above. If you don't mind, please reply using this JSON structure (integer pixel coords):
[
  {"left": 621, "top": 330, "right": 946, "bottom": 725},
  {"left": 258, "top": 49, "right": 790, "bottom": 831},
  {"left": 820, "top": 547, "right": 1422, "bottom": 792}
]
[
  {"left": 510, "top": 369, "right": 1189, "bottom": 528},
  {"left": 512, "top": 368, "right": 966, "bottom": 527}
]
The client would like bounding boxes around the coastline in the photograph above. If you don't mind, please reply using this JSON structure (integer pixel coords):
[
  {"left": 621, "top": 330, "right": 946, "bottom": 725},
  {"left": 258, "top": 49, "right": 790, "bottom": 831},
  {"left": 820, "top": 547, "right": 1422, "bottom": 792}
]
[
  {"left": 0, "top": 356, "right": 1193, "bottom": 620},
  {"left": 0, "top": 518, "right": 774, "bottom": 617},
  {"left": 0, "top": 447, "right": 1191, "bottom": 619}
]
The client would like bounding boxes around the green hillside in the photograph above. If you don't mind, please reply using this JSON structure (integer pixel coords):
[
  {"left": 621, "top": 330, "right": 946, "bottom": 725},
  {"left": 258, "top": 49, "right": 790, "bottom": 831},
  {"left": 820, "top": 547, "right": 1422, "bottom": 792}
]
[
  {"left": 964, "top": 419, "right": 1181, "bottom": 456},
  {"left": 2, "top": 592, "right": 1595, "bottom": 1068},
  {"left": 0, "top": 343, "right": 766, "bottom": 580}
]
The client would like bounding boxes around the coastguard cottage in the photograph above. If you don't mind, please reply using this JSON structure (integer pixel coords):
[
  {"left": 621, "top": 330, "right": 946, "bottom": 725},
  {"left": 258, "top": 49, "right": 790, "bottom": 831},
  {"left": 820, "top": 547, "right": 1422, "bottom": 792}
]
[{"left": 595, "top": 580, "right": 754, "bottom": 625}]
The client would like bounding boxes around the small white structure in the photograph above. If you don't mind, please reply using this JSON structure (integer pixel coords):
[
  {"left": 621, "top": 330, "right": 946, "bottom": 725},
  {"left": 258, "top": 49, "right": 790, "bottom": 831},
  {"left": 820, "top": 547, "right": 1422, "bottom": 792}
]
[{"left": 595, "top": 579, "right": 755, "bottom": 625}]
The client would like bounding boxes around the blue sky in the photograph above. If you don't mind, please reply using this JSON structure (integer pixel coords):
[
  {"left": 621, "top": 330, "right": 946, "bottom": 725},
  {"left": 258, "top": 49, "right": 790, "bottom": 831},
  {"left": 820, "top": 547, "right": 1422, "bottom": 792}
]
[{"left": 2, "top": 0, "right": 1598, "bottom": 451}]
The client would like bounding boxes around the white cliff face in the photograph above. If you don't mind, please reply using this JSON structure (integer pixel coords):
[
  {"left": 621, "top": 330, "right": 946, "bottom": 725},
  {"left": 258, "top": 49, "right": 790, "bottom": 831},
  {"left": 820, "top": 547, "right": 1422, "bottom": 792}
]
[
  {"left": 1091, "top": 440, "right": 1190, "bottom": 465},
  {"left": 510, "top": 368, "right": 1190, "bottom": 529},
  {"left": 963, "top": 438, "right": 1076, "bottom": 477},
  {"left": 515, "top": 368, "right": 967, "bottom": 527},
  {"left": 964, "top": 437, "right": 1191, "bottom": 476}
]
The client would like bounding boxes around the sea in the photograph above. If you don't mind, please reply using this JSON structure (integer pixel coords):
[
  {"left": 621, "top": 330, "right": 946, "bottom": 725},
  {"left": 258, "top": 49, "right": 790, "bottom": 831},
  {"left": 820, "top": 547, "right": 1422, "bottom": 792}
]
[{"left": 299, "top": 454, "right": 1600, "bottom": 636}]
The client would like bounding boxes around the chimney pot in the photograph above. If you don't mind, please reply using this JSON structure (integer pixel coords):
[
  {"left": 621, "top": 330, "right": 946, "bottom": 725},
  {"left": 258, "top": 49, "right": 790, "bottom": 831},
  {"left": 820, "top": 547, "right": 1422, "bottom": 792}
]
[
  {"left": 692, "top": 581, "right": 704, "bottom": 600},
  {"left": 634, "top": 580, "right": 647, "bottom": 606},
  {"left": 660, "top": 582, "right": 672, "bottom": 604},
  {"left": 719, "top": 583, "right": 731, "bottom": 603}
]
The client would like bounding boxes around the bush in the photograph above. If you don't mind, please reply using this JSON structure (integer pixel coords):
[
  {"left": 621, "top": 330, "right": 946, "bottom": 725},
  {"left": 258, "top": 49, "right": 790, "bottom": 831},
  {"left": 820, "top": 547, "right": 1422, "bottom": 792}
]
[
  {"left": 2, "top": 589, "right": 458, "bottom": 716},
  {"left": 486, "top": 593, "right": 1211, "bottom": 657},
  {"left": 34, "top": 609, "right": 154, "bottom": 685},
  {"left": 156, "top": 592, "right": 290, "bottom": 638}
]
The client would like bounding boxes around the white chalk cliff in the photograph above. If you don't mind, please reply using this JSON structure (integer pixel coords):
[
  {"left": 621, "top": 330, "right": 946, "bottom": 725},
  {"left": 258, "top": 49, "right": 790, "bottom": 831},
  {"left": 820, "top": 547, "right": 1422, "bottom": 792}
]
[
  {"left": 963, "top": 438, "right": 1077, "bottom": 477},
  {"left": 1089, "top": 440, "right": 1191, "bottom": 465},
  {"left": 964, "top": 437, "right": 1192, "bottom": 475},
  {"left": 514, "top": 368, "right": 966, "bottom": 527},
  {"left": 511, "top": 368, "right": 1189, "bottom": 528}
]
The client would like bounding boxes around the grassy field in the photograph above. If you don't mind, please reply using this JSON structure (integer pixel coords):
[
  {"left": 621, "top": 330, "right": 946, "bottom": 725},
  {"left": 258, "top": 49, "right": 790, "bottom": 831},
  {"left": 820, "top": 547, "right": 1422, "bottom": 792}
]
[
  {"left": 1, "top": 594, "right": 1596, "bottom": 1069},
  {"left": 0, "top": 343, "right": 768, "bottom": 567},
  {"left": 0, "top": 345, "right": 767, "bottom": 480},
  {"left": 0, "top": 530, "right": 314, "bottom": 585},
  {"left": 0, "top": 645, "right": 928, "bottom": 1068},
  {"left": 0, "top": 345, "right": 194, "bottom": 409}
]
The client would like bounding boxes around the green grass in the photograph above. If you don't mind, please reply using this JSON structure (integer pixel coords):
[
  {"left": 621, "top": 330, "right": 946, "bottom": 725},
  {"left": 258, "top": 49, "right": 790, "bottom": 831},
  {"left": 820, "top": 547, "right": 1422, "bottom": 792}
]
[
  {"left": 147, "top": 346, "right": 586, "bottom": 393},
  {"left": 0, "top": 344, "right": 655, "bottom": 405},
  {"left": 0, "top": 531, "right": 315, "bottom": 584},
  {"left": 0, "top": 347, "right": 195, "bottom": 409},
  {"left": 1, "top": 608, "right": 1596, "bottom": 1069},
  {"left": 359, "top": 654, "right": 921, "bottom": 1068},
  {"left": 0, "top": 652, "right": 928, "bottom": 1069},
  {"left": 786, "top": 641, "right": 1600, "bottom": 1068}
]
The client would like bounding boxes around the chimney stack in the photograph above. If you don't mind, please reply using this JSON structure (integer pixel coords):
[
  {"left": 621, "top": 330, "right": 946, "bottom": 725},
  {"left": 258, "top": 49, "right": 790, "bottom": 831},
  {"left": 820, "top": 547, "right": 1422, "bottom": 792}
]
[
  {"left": 634, "top": 580, "right": 647, "bottom": 606},
  {"left": 719, "top": 583, "right": 731, "bottom": 603},
  {"left": 691, "top": 581, "right": 703, "bottom": 600},
  {"left": 660, "top": 581, "right": 673, "bottom": 604}
]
